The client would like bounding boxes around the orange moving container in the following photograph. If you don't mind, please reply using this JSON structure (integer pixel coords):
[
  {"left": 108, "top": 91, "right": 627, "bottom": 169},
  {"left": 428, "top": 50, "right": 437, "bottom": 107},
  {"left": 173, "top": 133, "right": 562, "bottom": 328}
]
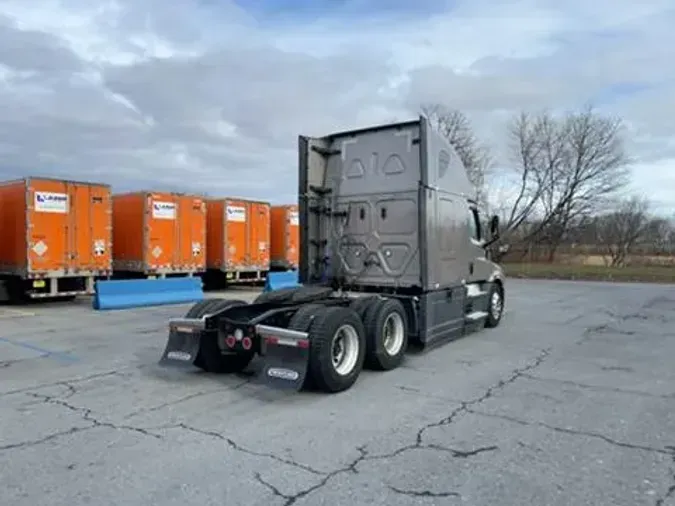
[
  {"left": 0, "top": 177, "right": 112, "bottom": 298},
  {"left": 270, "top": 204, "right": 299, "bottom": 270},
  {"left": 206, "top": 198, "right": 270, "bottom": 281},
  {"left": 112, "top": 191, "right": 206, "bottom": 275}
]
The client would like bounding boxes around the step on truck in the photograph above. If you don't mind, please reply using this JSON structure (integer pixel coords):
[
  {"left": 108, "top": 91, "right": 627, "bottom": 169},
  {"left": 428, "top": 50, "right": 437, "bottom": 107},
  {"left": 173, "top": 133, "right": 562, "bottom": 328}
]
[{"left": 159, "top": 116, "right": 506, "bottom": 393}]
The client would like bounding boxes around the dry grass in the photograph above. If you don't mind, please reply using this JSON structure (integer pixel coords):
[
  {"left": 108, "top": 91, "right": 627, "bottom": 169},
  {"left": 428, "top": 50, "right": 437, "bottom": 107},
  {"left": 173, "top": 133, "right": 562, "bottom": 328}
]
[
  {"left": 504, "top": 262, "right": 675, "bottom": 284},
  {"left": 559, "top": 254, "right": 675, "bottom": 267}
]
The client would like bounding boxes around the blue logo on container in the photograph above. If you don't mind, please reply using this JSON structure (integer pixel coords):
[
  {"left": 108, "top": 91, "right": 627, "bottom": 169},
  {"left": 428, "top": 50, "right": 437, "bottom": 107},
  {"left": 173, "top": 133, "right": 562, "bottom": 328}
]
[{"left": 36, "top": 194, "right": 67, "bottom": 203}]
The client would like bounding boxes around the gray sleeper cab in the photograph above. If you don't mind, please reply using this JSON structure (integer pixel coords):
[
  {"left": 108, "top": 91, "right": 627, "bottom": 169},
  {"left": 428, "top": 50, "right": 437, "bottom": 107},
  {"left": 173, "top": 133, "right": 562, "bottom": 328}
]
[
  {"left": 298, "top": 115, "right": 505, "bottom": 348},
  {"left": 159, "top": 116, "right": 506, "bottom": 394}
]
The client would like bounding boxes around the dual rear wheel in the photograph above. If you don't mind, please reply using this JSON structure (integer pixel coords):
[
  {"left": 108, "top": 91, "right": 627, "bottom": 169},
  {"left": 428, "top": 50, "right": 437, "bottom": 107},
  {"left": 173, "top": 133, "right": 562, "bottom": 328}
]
[
  {"left": 185, "top": 293, "right": 410, "bottom": 393},
  {"left": 289, "top": 297, "right": 409, "bottom": 393}
]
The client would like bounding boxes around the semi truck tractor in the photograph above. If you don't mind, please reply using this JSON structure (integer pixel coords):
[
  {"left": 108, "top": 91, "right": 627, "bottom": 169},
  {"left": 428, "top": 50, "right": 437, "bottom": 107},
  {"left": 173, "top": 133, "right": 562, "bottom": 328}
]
[{"left": 159, "top": 116, "right": 506, "bottom": 393}]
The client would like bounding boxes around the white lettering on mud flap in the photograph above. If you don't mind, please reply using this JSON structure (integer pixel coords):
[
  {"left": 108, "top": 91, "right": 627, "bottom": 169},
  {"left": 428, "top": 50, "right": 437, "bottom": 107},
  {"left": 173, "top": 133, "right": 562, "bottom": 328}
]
[
  {"left": 152, "top": 201, "right": 176, "bottom": 219},
  {"left": 267, "top": 367, "right": 300, "bottom": 381},
  {"left": 226, "top": 205, "right": 246, "bottom": 222},
  {"left": 35, "top": 192, "right": 68, "bottom": 213},
  {"left": 167, "top": 351, "right": 192, "bottom": 361}
]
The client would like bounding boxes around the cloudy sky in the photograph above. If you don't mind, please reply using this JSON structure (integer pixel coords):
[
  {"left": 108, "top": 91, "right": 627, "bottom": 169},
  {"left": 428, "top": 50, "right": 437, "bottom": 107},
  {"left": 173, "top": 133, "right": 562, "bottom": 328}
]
[{"left": 1, "top": 0, "right": 674, "bottom": 213}]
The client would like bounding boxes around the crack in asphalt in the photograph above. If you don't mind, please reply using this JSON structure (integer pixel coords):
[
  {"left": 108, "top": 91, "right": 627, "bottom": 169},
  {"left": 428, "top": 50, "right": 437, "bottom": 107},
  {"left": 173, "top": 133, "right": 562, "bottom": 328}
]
[
  {"left": 655, "top": 447, "right": 675, "bottom": 506},
  {"left": 24, "top": 391, "right": 163, "bottom": 439},
  {"left": 577, "top": 298, "right": 672, "bottom": 346},
  {"left": 388, "top": 485, "right": 461, "bottom": 498},
  {"left": 4, "top": 335, "right": 674, "bottom": 504},
  {"left": 163, "top": 348, "right": 550, "bottom": 504},
  {"left": 521, "top": 373, "right": 675, "bottom": 400},
  {"left": 0, "top": 426, "right": 90, "bottom": 451},
  {"left": 252, "top": 446, "right": 369, "bottom": 506},
  {"left": 468, "top": 409, "right": 675, "bottom": 456},
  {"left": 1, "top": 346, "right": 551, "bottom": 503},
  {"left": 174, "top": 424, "right": 326, "bottom": 476},
  {"left": 0, "top": 368, "right": 134, "bottom": 397},
  {"left": 121, "top": 380, "right": 250, "bottom": 420},
  {"left": 412, "top": 348, "right": 551, "bottom": 446}
]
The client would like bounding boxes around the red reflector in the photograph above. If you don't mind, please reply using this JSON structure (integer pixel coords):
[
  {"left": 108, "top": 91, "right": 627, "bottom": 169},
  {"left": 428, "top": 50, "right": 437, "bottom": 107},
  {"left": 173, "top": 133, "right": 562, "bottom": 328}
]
[
  {"left": 297, "top": 339, "right": 310, "bottom": 349},
  {"left": 265, "top": 336, "right": 279, "bottom": 345},
  {"left": 225, "top": 336, "right": 236, "bottom": 348},
  {"left": 241, "top": 336, "right": 253, "bottom": 350}
]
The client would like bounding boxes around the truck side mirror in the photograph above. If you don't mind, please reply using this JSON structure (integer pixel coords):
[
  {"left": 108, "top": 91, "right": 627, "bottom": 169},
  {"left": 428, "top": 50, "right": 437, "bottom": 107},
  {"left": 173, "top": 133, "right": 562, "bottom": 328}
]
[{"left": 489, "top": 215, "right": 500, "bottom": 238}]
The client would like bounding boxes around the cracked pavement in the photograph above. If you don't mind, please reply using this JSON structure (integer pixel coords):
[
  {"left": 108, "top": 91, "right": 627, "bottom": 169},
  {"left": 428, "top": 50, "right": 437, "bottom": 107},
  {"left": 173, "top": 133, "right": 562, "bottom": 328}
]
[{"left": 1, "top": 280, "right": 674, "bottom": 505}]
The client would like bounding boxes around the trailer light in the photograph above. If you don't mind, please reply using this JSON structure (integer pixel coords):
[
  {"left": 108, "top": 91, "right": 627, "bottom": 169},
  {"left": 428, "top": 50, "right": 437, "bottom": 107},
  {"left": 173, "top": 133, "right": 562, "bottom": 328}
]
[
  {"left": 264, "top": 336, "right": 310, "bottom": 349},
  {"left": 234, "top": 328, "right": 244, "bottom": 341},
  {"left": 241, "top": 337, "right": 252, "bottom": 350},
  {"left": 225, "top": 336, "right": 236, "bottom": 348}
]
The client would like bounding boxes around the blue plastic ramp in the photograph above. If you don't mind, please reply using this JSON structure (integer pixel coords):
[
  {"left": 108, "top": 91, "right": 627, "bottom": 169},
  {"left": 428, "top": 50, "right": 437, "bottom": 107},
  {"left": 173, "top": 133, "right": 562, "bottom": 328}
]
[
  {"left": 92, "top": 277, "right": 204, "bottom": 310},
  {"left": 264, "top": 270, "right": 301, "bottom": 292}
]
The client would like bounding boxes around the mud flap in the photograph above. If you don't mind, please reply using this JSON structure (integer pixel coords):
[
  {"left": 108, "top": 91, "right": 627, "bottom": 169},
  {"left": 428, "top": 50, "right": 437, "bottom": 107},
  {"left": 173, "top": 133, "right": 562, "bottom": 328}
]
[
  {"left": 256, "top": 324, "right": 310, "bottom": 391},
  {"left": 158, "top": 317, "right": 205, "bottom": 369}
]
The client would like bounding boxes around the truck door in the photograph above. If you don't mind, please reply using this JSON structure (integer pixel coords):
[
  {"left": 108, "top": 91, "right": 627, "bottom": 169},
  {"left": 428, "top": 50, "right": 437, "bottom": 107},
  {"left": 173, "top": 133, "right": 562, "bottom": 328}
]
[{"left": 467, "top": 205, "right": 492, "bottom": 282}]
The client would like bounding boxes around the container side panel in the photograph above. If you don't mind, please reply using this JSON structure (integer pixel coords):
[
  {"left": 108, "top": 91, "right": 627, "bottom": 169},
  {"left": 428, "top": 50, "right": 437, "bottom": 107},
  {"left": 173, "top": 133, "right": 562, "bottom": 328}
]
[
  {"left": 286, "top": 205, "right": 299, "bottom": 268},
  {"left": 269, "top": 206, "right": 286, "bottom": 265},
  {"left": 192, "top": 198, "right": 206, "bottom": 270},
  {"left": 249, "top": 201, "right": 270, "bottom": 270},
  {"left": 224, "top": 199, "right": 248, "bottom": 270},
  {"left": 0, "top": 181, "right": 28, "bottom": 272},
  {"left": 27, "top": 179, "right": 70, "bottom": 273},
  {"left": 147, "top": 193, "right": 177, "bottom": 269},
  {"left": 206, "top": 200, "right": 224, "bottom": 268},
  {"left": 178, "top": 196, "right": 206, "bottom": 270},
  {"left": 112, "top": 193, "right": 144, "bottom": 267},
  {"left": 87, "top": 184, "right": 113, "bottom": 271},
  {"left": 70, "top": 182, "right": 92, "bottom": 269}
]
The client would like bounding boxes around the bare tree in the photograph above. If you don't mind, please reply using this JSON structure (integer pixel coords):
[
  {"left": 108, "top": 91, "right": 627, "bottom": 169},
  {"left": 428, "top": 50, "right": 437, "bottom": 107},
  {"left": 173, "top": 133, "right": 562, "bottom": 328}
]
[
  {"left": 500, "top": 112, "right": 561, "bottom": 236},
  {"left": 505, "top": 106, "right": 631, "bottom": 261},
  {"left": 595, "top": 196, "right": 650, "bottom": 267},
  {"left": 420, "top": 104, "right": 492, "bottom": 207},
  {"left": 641, "top": 216, "right": 675, "bottom": 255}
]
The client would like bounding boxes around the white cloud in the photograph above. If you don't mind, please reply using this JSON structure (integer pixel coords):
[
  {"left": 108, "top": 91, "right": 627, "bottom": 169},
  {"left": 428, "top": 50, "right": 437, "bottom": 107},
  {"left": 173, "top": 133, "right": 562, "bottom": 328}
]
[{"left": 0, "top": 0, "right": 673, "bottom": 212}]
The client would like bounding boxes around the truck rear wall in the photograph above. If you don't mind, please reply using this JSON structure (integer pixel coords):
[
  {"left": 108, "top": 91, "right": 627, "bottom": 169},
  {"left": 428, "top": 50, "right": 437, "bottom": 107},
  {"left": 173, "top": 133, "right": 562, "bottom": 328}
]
[
  {"left": 299, "top": 117, "right": 474, "bottom": 291},
  {"left": 0, "top": 177, "right": 112, "bottom": 277},
  {"left": 270, "top": 205, "right": 299, "bottom": 269},
  {"left": 206, "top": 198, "right": 270, "bottom": 272},
  {"left": 112, "top": 191, "right": 206, "bottom": 274}
]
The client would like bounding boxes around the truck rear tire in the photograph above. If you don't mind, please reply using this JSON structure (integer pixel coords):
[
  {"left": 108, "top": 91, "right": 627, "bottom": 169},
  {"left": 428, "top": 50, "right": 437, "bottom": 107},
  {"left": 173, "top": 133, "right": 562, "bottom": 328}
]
[
  {"left": 363, "top": 298, "right": 408, "bottom": 371},
  {"left": 253, "top": 287, "right": 300, "bottom": 304},
  {"left": 287, "top": 303, "right": 325, "bottom": 333},
  {"left": 349, "top": 295, "right": 379, "bottom": 320},
  {"left": 306, "top": 306, "right": 366, "bottom": 393},
  {"left": 254, "top": 286, "right": 333, "bottom": 305},
  {"left": 192, "top": 298, "right": 254, "bottom": 374}
]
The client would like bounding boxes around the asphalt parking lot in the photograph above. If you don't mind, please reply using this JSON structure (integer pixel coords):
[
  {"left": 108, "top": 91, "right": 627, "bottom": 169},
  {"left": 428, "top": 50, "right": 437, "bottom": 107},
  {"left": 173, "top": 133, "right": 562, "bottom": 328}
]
[{"left": 1, "top": 279, "right": 674, "bottom": 506}]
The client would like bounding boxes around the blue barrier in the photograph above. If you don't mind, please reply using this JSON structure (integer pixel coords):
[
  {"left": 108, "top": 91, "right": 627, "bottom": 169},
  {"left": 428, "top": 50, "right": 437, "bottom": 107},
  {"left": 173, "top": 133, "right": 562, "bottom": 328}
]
[
  {"left": 264, "top": 270, "right": 301, "bottom": 292},
  {"left": 92, "top": 277, "right": 204, "bottom": 310}
]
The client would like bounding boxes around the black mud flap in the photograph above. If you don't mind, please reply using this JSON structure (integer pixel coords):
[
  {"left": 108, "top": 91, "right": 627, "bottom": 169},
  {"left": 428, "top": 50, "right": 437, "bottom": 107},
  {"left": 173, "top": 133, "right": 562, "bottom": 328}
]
[
  {"left": 256, "top": 325, "right": 311, "bottom": 391},
  {"left": 158, "top": 318, "right": 205, "bottom": 369}
]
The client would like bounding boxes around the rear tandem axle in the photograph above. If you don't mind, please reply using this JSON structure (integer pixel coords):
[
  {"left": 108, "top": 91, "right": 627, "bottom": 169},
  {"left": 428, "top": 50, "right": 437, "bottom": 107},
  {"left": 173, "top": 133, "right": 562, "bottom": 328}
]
[{"left": 160, "top": 282, "right": 504, "bottom": 394}]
